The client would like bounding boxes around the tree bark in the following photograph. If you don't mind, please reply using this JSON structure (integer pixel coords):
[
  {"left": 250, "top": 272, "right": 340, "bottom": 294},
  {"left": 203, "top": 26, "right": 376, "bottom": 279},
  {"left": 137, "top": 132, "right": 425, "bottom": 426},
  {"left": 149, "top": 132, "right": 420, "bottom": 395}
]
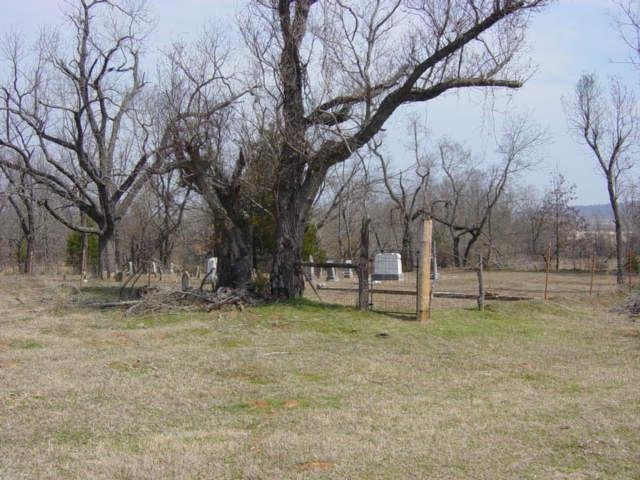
[
  {"left": 462, "top": 232, "right": 482, "bottom": 268},
  {"left": 401, "top": 226, "right": 414, "bottom": 272},
  {"left": 216, "top": 218, "right": 253, "bottom": 288},
  {"left": 452, "top": 236, "right": 462, "bottom": 268},
  {"left": 98, "top": 230, "right": 116, "bottom": 280},
  {"left": 271, "top": 190, "right": 306, "bottom": 299},
  {"left": 23, "top": 234, "right": 34, "bottom": 275},
  {"left": 611, "top": 191, "right": 624, "bottom": 285}
]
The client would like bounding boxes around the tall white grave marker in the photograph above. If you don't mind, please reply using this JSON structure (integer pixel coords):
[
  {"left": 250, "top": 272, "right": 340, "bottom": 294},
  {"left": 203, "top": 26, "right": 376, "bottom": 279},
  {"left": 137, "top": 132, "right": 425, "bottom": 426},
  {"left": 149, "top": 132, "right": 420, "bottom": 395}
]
[
  {"left": 372, "top": 253, "right": 404, "bottom": 281},
  {"left": 205, "top": 257, "right": 218, "bottom": 285}
]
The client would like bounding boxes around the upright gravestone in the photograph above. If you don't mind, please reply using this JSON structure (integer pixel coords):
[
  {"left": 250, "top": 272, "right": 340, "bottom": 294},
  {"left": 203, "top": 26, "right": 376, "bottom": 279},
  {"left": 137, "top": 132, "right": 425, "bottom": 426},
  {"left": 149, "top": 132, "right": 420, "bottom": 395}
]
[
  {"left": 169, "top": 262, "right": 174, "bottom": 274},
  {"left": 372, "top": 253, "right": 404, "bottom": 281},
  {"left": 205, "top": 257, "right": 218, "bottom": 285},
  {"left": 326, "top": 260, "right": 337, "bottom": 282},
  {"left": 128, "top": 261, "right": 134, "bottom": 276},
  {"left": 343, "top": 259, "right": 353, "bottom": 279},
  {"left": 307, "top": 255, "right": 315, "bottom": 281},
  {"left": 181, "top": 271, "right": 191, "bottom": 290},
  {"left": 151, "top": 261, "right": 158, "bottom": 276}
]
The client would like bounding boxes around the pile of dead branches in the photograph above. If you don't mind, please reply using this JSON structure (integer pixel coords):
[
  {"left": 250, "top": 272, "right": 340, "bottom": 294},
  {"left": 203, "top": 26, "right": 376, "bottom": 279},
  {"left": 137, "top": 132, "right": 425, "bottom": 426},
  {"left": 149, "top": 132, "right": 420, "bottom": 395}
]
[{"left": 123, "top": 287, "right": 259, "bottom": 316}]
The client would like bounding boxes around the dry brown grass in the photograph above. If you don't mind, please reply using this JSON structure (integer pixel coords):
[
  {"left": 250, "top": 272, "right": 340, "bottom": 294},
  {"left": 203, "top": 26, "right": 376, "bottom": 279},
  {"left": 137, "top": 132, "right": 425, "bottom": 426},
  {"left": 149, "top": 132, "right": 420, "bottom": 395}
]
[{"left": 0, "top": 274, "right": 639, "bottom": 479}]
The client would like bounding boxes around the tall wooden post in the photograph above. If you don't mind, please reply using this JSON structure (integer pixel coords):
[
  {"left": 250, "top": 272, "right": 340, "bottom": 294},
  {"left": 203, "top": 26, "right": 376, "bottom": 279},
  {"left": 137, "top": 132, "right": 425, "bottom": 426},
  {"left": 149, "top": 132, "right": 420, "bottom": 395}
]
[
  {"left": 477, "top": 254, "right": 485, "bottom": 311},
  {"left": 358, "top": 218, "right": 371, "bottom": 311},
  {"left": 417, "top": 218, "right": 433, "bottom": 323},
  {"left": 589, "top": 254, "right": 596, "bottom": 296},
  {"left": 544, "top": 241, "right": 552, "bottom": 301}
]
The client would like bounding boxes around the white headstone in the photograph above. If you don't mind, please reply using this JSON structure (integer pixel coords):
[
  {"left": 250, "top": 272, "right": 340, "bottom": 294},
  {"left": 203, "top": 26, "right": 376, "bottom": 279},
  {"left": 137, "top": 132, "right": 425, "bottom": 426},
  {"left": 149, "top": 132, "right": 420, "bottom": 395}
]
[
  {"left": 152, "top": 261, "right": 157, "bottom": 275},
  {"left": 169, "top": 262, "right": 174, "bottom": 274},
  {"left": 326, "top": 260, "right": 337, "bottom": 282},
  {"left": 308, "top": 256, "right": 315, "bottom": 281},
  {"left": 372, "top": 253, "right": 403, "bottom": 281},
  {"left": 128, "top": 261, "right": 133, "bottom": 275},
  {"left": 343, "top": 259, "right": 353, "bottom": 279},
  {"left": 205, "top": 257, "right": 218, "bottom": 284}
]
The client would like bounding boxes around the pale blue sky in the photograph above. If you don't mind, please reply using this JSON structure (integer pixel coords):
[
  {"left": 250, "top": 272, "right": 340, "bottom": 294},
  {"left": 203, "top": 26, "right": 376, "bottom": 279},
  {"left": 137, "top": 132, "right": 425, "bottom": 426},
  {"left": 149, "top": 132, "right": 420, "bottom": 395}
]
[{"left": 1, "top": 0, "right": 637, "bottom": 204}]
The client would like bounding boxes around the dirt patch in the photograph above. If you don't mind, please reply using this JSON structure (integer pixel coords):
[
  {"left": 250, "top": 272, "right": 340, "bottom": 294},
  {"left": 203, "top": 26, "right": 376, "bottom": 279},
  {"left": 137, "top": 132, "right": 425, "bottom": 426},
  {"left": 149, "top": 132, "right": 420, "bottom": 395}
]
[{"left": 0, "top": 359, "right": 20, "bottom": 368}]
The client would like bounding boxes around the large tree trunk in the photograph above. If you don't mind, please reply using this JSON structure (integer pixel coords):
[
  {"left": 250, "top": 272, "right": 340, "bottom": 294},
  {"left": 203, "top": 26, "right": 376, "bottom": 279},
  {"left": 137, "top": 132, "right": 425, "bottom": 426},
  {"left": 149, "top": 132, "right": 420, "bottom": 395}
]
[
  {"left": 271, "top": 190, "right": 306, "bottom": 300},
  {"left": 23, "top": 234, "right": 34, "bottom": 275},
  {"left": 98, "top": 230, "right": 116, "bottom": 280},
  {"left": 216, "top": 216, "right": 253, "bottom": 288}
]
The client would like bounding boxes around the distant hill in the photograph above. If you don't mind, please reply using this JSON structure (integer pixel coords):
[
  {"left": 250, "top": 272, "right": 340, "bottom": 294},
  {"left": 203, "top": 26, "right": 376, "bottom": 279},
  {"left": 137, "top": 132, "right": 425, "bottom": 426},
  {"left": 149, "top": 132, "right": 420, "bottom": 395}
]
[{"left": 575, "top": 204, "right": 613, "bottom": 222}]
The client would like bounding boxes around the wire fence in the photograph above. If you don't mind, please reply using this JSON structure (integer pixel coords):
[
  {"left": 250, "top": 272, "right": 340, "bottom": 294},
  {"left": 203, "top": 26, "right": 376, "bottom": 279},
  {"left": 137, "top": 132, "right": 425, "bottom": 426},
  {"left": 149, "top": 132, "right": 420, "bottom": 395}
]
[
  {"left": 1, "top": 251, "right": 636, "bottom": 316},
  {"left": 304, "top": 257, "right": 628, "bottom": 314}
]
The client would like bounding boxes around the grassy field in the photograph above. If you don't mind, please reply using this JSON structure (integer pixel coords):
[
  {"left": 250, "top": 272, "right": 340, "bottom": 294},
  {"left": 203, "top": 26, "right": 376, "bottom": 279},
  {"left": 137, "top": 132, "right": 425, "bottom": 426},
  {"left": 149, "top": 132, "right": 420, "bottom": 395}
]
[{"left": 1, "top": 274, "right": 639, "bottom": 479}]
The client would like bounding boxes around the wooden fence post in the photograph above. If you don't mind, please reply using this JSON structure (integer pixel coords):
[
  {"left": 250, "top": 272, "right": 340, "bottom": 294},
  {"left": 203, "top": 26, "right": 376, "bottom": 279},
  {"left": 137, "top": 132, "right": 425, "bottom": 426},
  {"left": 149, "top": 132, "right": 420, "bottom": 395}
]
[
  {"left": 544, "top": 241, "right": 551, "bottom": 301},
  {"left": 417, "top": 218, "right": 433, "bottom": 323},
  {"left": 358, "top": 218, "right": 371, "bottom": 311},
  {"left": 477, "top": 254, "right": 485, "bottom": 311}
]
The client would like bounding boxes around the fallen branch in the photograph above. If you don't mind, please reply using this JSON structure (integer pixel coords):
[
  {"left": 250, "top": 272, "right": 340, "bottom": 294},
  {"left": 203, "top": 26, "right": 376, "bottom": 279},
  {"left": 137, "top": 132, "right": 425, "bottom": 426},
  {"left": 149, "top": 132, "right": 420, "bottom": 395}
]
[{"left": 94, "top": 300, "right": 141, "bottom": 309}]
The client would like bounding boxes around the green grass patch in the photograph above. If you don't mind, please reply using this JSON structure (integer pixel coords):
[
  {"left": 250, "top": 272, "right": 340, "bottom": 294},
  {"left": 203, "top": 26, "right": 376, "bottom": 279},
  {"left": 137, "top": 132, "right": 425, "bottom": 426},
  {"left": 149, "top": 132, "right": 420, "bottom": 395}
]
[
  {"left": 54, "top": 428, "right": 93, "bottom": 445},
  {"left": 19, "top": 341, "right": 44, "bottom": 349}
]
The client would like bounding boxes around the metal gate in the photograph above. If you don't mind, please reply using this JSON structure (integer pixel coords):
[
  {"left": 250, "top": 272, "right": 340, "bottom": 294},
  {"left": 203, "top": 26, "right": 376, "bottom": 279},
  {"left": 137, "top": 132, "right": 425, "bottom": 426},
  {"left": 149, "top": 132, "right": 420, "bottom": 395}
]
[{"left": 369, "top": 251, "right": 419, "bottom": 316}]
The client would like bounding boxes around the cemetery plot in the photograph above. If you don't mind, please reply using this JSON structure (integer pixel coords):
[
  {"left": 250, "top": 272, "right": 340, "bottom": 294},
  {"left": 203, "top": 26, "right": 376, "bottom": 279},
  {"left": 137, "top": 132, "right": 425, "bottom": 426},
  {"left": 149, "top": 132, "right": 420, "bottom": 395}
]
[{"left": 305, "top": 269, "right": 620, "bottom": 313}]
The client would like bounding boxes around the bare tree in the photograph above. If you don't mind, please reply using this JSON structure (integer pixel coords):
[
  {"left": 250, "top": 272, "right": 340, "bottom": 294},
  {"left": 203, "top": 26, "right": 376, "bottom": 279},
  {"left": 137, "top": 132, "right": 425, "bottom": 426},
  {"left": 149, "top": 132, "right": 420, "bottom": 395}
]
[
  {"left": 372, "top": 122, "right": 431, "bottom": 271},
  {"left": 430, "top": 119, "right": 542, "bottom": 267},
  {"left": 240, "top": 0, "right": 548, "bottom": 298},
  {"left": 619, "top": 0, "right": 640, "bottom": 65},
  {"left": 314, "top": 158, "right": 374, "bottom": 259},
  {"left": 0, "top": 162, "right": 38, "bottom": 273},
  {"left": 540, "top": 172, "right": 582, "bottom": 271},
  {"left": 0, "top": 1, "right": 156, "bottom": 279},
  {"left": 156, "top": 33, "right": 256, "bottom": 287},
  {"left": 149, "top": 172, "right": 192, "bottom": 267},
  {"left": 566, "top": 75, "right": 638, "bottom": 284},
  {"left": 0, "top": 97, "right": 41, "bottom": 274}
]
